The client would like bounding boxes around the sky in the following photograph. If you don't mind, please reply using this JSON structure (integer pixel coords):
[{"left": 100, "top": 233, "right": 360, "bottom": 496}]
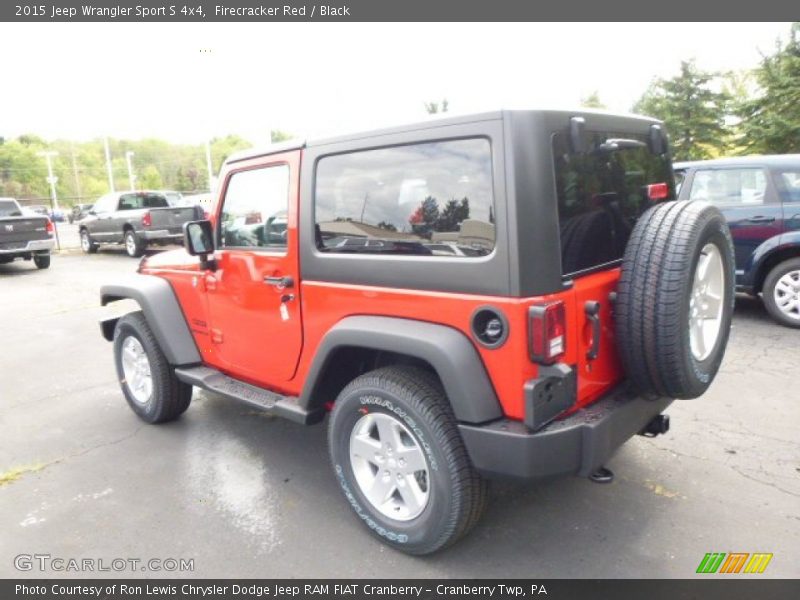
[{"left": 0, "top": 22, "right": 792, "bottom": 146}]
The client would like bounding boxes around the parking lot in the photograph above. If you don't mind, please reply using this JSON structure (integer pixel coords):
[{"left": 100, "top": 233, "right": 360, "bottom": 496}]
[{"left": 0, "top": 244, "right": 798, "bottom": 578}]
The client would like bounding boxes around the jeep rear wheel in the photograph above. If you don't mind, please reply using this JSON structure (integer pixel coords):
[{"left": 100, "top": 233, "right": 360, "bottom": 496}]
[
  {"left": 762, "top": 258, "right": 800, "bottom": 328},
  {"left": 616, "top": 200, "right": 735, "bottom": 399},
  {"left": 328, "top": 366, "right": 487, "bottom": 555},
  {"left": 113, "top": 311, "right": 192, "bottom": 423}
]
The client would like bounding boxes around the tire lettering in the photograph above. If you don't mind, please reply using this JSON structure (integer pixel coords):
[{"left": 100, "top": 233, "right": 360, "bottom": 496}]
[
  {"left": 334, "top": 464, "right": 408, "bottom": 543},
  {"left": 357, "top": 395, "right": 439, "bottom": 470}
]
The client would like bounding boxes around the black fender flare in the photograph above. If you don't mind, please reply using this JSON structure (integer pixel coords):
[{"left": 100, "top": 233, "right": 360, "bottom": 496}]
[
  {"left": 299, "top": 316, "right": 503, "bottom": 424},
  {"left": 100, "top": 274, "right": 201, "bottom": 366}
]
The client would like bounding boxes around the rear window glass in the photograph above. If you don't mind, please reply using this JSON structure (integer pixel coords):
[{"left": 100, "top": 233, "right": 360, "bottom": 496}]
[
  {"left": 0, "top": 200, "right": 22, "bottom": 217},
  {"left": 118, "top": 193, "right": 169, "bottom": 210},
  {"left": 553, "top": 131, "right": 674, "bottom": 276},
  {"left": 315, "top": 138, "right": 495, "bottom": 257}
]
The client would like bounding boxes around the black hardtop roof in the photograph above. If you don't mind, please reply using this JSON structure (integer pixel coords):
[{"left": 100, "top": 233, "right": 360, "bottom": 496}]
[
  {"left": 674, "top": 155, "right": 800, "bottom": 170},
  {"left": 225, "top": 108, "right": 662, "bottom": 165}
]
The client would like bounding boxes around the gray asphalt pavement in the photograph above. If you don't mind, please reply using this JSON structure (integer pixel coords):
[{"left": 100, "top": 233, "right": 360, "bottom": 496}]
[{"left": 0, "top": 252, "right": 798, "bottom": 578}]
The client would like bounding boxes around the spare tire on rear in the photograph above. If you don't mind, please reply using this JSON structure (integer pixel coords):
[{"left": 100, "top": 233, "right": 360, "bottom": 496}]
[{"left": 616, "top": 200, "right": 735, "bottom": 399}]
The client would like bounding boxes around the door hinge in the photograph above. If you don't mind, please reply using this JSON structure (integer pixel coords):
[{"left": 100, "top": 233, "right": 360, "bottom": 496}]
[{"left": 210, "top": 329, "right": 223, "bottom": 344}]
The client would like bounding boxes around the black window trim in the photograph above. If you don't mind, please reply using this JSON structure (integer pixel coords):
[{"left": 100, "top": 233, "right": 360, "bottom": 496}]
[
  {"left": 311, "top": 134, "right": 498, "bottom": 262},
  {"left": 216, "top": 161, "right": 292, "bottom": 255},
  {"left": 551, "top": 128, "right": 674, "bottom": 279}
]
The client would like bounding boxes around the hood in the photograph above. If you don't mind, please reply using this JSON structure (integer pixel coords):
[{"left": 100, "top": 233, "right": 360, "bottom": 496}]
[{"left": 138, "top": 248, "right": 201, "bottom": 272}]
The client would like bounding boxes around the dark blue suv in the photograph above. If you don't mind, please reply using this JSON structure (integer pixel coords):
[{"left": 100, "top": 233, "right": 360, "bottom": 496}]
[{"left": 674, "top": 156, "right": 800, "bottom": 327}]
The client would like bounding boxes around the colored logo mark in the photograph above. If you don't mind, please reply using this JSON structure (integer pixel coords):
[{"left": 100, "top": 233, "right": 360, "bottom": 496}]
[{"left": 696, "top": 552, "right": 773, "bottom": 574}]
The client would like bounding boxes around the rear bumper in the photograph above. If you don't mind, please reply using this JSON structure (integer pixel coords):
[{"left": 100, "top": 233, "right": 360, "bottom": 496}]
[
  {"left": 140, "top": 230, "right": 183, "bottom": 242},
  {"left": 0, "top": 238, "right": 54, "bottom": 255},
  {"left": 459, "top": 385, "right": 673, "bottom": 480}
]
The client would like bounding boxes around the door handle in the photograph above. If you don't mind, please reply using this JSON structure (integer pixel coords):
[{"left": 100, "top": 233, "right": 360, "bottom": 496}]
[
  {"left": 585, "top": 301, "right": 601, "bottom": 361},
  {"left": 263, "top": 275, "right": 294, "bottom": 288},
  {"left": 747, "top": 215, "right": 775, "bottom": 223}
]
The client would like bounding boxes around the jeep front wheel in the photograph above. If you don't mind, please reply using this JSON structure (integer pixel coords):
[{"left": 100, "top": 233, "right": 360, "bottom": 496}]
[
  {"left": 328, "top": 366, "right": 487, "bottom": 555},
  {"left": 113, "top": 311, "right": 192, "bottom": 423}
]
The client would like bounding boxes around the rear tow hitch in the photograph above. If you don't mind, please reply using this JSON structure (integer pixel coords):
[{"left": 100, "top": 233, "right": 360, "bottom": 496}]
[{"left": 640, "top": 414, "right": 670, "bottom": 438}]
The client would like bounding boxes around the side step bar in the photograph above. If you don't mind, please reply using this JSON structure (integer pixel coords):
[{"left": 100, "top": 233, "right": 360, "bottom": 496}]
[{"left": 174, "top": 366, "right": 325, "bottom": 425}]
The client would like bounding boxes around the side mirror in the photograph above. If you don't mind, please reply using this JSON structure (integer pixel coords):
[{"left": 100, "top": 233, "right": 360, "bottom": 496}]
[
  {"left": 183, "top": 220, "right": 216, "bottom": 270},
  {"left": 88, "top": 210, "right": 97, "bottom": 216}
]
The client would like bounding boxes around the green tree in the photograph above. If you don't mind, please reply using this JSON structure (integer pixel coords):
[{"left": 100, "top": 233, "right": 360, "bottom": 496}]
[
  {"left": 409, "top": 196, "right": 440, "bottom": 237},
  {"left": 435, "top": 198, "right": 470, "bottom": 232},
  {"left": 736, "top": 23, "right": 800, "bottom": 154},
  {"left": 424, "top": 99, "right": 449, "bottom": 114},
  {"left": 270, "top": 130, "right": 293, "bottom": 143},
  {"left": 633, "top": 60, "right": 730, "bottom": 160},
  {"left": 139, "top": 164, "right": 163, "bottom": 189},
  {"left": 580, "top": 91, "right": 606, "bottom": 109}
]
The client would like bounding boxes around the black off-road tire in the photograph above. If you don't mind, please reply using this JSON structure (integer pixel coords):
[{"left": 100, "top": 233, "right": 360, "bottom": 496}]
[
  {"left": 616, "top": 200, "right": 735, "bottom": 399},
  {"left": 79, "top": 228, "right": 99, "bottom": 254},
  {"left": 328, "top": 366, "right": 488, "bottom": 555},
  {"left": 33, "top": 254, "right": 51, "bottom": 269},
  {"left": 124, "top": 229, "right": 147, "bottom": 258},
  {"left": 113, "top": 311, "right": 192, "bottom": 423},
  {"left": 762, "top": 257, "right": 800, "bottom": 328}
]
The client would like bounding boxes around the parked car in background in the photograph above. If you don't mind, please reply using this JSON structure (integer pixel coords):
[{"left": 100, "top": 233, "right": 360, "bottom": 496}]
[
  {"left": 0, "top": 197, "right": 54, "bottom": 269},
  {"left": 78, "top": 190, "right": 202, "bottom": 258},
  {"left": 27, "top": 204, "right": 49, "bottom": 217},
  {"left": 69, "top": 203, "right": 94, "bottom": 223},
  {"left": 171, "top": 192, "right": 213, "bottom": 218},
  {"left": 675, "top": 155, "right": 800, "bottom": 327},
  {"left": 158, "top": 190, "right": 184, "bottom": 206},
  {"left": 49, "top": 207, "right": 66, "bottom": 222}
]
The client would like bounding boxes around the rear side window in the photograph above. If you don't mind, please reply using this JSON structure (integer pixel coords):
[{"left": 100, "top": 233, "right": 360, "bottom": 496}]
[
  {"left": 0, "top": 200, "right": 21, "bottom": 217},
  {"left": 776, "top": 169, "right": 800, "bottom": 203},
  {"left": 689, "top": 169, "right": 767, "bottom": 206},
  {"left": 118, "top": 193, "right": 169, "bottom": 210},
  {"left": 553, "top": 131, "right": 674, "bottom": 276},
  {"left": 315, "top": 138, "right": 495, "bottom": 257}
]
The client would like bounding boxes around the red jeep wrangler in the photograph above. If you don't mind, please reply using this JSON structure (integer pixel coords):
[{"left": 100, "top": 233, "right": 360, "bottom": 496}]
[{"left": 100, "top": 110, "right": 735, "bottom": 554}]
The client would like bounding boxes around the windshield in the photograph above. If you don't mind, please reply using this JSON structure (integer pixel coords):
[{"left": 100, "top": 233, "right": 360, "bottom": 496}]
[{"left": 553, "top": 130, "right": 675, "bottom": 276}]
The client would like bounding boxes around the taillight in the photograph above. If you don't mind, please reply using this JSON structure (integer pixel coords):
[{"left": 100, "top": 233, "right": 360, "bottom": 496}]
[
  {"left": 529, "top": 301, "right": 566, "bottom": 364},
  {"left": 142, "top": 211, "right": 152, "bottom": 227},
  {"left": 647, "top": 182, "right": 669, "bottom": 201},
  {"left": 45, "top": 219, "right": 54, "bottom": 236}
]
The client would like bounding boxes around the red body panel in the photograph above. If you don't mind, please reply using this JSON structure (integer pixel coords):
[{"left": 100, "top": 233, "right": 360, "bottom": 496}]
[{"left": 141, "top": 148, "right": 625, "bottom": 422}]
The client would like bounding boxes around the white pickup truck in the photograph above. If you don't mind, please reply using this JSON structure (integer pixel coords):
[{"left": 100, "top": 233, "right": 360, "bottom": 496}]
[{"left": 0, "top": 197, "right": 55, "bottom": 269}]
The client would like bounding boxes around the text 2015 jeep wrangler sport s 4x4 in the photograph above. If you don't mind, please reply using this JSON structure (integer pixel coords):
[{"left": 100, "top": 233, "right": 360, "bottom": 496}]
[{"left": 100, "top": 110, "right": 735, "bottom": 554}]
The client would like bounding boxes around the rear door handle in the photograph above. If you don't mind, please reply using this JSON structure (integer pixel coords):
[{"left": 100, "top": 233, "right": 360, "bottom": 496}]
[
  {"left": 747, "top": 215, "right": 775, "bottom": 223},
  {"left": 585, "top": 301, "right": 601, "bottom": 361}
]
